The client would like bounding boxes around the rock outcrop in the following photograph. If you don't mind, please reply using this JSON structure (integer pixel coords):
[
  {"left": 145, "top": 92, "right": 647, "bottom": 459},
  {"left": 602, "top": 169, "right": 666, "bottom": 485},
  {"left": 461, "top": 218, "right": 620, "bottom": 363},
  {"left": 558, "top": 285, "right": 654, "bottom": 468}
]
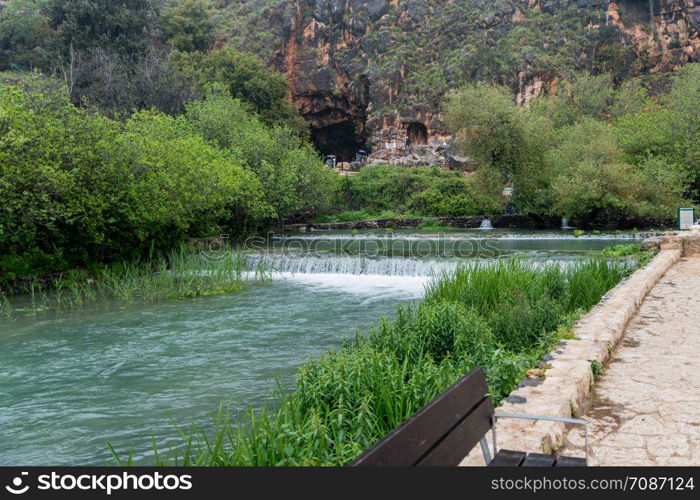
[{"left": 216, "top": 1, "right": 699, "bottom": 165}]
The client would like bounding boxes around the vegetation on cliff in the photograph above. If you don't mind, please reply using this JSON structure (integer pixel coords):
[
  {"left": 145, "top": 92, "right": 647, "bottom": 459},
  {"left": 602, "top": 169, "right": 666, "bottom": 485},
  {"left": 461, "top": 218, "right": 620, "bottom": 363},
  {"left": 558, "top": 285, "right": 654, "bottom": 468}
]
[
  {"left": 193, "top": 1, "right": 698, "bottom": 111},
  {"left": 322, "top": 65, "right": 698, "bottom": 227},
  {"left": 0, "top": 0, "right": 305, "bottom": 131}
]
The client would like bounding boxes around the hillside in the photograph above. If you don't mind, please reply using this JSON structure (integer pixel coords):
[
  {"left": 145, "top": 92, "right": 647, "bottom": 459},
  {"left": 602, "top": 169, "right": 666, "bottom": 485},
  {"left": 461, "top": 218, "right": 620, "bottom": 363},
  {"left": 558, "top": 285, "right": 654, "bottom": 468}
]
[{"left": 209, "top": 0, "right": 699, "bottom": 162}]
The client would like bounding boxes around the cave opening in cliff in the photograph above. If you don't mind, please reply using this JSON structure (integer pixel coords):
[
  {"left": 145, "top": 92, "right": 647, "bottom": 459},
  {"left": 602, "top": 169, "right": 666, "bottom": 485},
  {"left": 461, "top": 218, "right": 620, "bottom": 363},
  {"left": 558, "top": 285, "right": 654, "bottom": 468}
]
[
  {"left": 311, "top": 121, "right": 365, "bottom": 163},
  {"left": 407, "top": 122, "right": 428, "bottom": 146}
]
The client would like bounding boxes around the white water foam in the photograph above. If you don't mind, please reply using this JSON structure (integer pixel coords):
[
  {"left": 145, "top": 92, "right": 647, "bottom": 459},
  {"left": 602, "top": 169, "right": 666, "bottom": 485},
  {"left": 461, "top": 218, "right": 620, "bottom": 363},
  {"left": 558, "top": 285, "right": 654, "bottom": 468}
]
[
  {"left": 271, "top": 272, "right": 430, "bottom": 299},
  {"left": 247, "top": 254, "right": 460, "bottom": 277}
]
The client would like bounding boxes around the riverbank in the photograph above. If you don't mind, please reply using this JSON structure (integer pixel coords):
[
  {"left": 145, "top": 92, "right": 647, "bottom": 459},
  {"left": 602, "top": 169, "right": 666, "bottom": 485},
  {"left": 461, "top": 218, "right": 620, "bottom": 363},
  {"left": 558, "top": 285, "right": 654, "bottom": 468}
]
[
  {"left": 135, "top": 257, "right": 636, "bottom": 466},
  {"left": 0, "top": 245, "right": 265, "bottom": 319}
]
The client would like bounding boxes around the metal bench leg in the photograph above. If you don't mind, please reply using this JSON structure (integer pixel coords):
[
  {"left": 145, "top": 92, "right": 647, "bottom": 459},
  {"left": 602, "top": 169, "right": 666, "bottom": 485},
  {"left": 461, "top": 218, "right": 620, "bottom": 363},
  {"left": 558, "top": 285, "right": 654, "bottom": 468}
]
[{"left": 480, "top": 437, "right": 492, "bottom": 464}]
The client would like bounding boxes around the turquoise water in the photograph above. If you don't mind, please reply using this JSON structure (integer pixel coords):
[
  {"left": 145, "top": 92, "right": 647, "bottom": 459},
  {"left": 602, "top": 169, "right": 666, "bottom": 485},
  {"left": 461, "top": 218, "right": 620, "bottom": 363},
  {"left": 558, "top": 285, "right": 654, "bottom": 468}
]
[{"left": 0, "top": 231, "right": 637, "bottom": 465}]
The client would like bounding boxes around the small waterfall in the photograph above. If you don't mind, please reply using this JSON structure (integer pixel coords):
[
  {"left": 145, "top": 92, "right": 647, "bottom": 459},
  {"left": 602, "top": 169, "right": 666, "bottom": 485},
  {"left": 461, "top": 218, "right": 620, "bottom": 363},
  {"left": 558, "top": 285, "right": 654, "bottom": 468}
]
[
  {"left": 247, "top": 254, "right": 460, "bottom": 277},
  {"left": 561, "top": 217, "right": 573, "bottom": 230},
  {"left": 478, "top": 218, "right": 494, "bottom": 230}
]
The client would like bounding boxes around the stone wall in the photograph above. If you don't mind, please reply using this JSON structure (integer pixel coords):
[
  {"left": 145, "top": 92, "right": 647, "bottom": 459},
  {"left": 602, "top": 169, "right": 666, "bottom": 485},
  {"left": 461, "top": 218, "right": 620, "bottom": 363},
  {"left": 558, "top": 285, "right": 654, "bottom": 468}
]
[
  {"left": 306, "top": 215, "right": 562, "bottom": 231},
  {"left": 298, "top": 214, "right": 671, "bottom": 231}
]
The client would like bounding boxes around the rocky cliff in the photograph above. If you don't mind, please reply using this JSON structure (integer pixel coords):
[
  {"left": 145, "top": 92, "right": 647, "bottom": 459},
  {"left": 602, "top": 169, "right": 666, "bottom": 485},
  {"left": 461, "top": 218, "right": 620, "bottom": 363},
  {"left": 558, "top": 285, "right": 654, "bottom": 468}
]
[{"left": 215, "top": 0, "right": 699, "bottom": 164}]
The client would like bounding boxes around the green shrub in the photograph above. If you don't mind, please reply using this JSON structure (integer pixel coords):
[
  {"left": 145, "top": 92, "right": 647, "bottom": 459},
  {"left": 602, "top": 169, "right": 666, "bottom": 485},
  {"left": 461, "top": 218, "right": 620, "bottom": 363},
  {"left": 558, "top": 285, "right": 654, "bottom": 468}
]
[
  {"left": 338, "top": 165, "right": 502, "bottom": 217},
  {"left": 172, "top": 48, "right": 308, "bottom": 134},
  {"left": 0, "top": 82, "right": 274, "bottom": 287},
  {"left": 183, "top": 91, "right": 340, "bottom": 221}
]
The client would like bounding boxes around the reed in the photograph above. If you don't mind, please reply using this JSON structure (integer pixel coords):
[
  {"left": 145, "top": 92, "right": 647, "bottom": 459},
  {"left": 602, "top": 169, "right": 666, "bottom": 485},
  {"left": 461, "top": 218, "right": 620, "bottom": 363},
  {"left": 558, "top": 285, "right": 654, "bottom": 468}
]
[{"left": 0, "top": 245, "right": 265, "bottom": 318}]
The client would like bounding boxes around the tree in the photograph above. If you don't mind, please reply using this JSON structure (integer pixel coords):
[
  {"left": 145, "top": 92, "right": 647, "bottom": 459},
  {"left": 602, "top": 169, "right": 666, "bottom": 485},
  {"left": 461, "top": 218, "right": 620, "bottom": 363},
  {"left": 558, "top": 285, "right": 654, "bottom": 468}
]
[
  {"left": 44, "top": 0, "right": 155, "bottom": 59},
  {"left": 183, "top": 90, "right": 338, "bottom": 220},
  {"left": 161, "top": 0, "right": 214, "bottom": 52},
  {"left": 173, "top": 49, "right": 308, "bottom": 134},
  {"left": 529, "top": 72, "right": 616, "bottom": 127},
  {"left": 444, "top": 84, "right": 548, "bottom": 179},
  {"left": 443, "top": 84, "right": 551, "bottom": 212},
  {"left": 659, "top": 64, "right": 700, "bottom": 199},
  {"left": 0, "top": 80, "right": 269, "bottom": 283},
  {"left": 615, "top": 64, "right": 700, "bottom": 201},
  {"left": 0, "top": 0, "right": 54, "bottom": 70},
  {"left": 547, "top": 119, "right": 689, "bottom": 224},
  {"left": 65, "top": 47, "right": 199, "bottom": 116}
]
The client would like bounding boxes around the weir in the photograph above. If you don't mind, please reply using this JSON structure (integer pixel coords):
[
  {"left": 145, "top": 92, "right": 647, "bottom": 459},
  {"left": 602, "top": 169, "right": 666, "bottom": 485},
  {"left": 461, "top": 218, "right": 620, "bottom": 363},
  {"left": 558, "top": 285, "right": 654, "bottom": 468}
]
[{"left": 246, "top": 254, "right": 460, "bottom": 277}]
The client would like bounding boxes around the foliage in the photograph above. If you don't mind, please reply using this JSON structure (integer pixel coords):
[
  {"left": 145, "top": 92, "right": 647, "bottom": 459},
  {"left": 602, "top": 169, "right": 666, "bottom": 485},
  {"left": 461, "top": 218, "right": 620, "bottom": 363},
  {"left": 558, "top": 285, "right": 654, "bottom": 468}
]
[
  {"left": 208, "top": 1, "right": 638, "bottom": 112},
  {"left": 182, "top": 91, "right": 339, "bottom": 220},
  {"left": 0, "top": 2, "right": 308, "bottom": 133},
  {"left": 161, "top": 0, "right": 214, "bottom": 52},
  {"left": 615, "top": 64, "right": 700, "bottom": 199},
  {"left": 0, "top": 82, "right": 274, "bottom": 287},
  {"left": 0, "top": 245, "right": 265, "bottom": 319},
  {"left": 45, "top": 0, "right": 155, "bottom": 59},
  {"left": 444, "top": 84, "right": 548, "bottom": 180},
  {"left": 173, "top": 49, "right": 308, "bottom": 134},
  {"left": 546, "top": 118, "right": 689, "bottom": 224},
  {"left": 137, "top": 258, "right": 631, "bottom": 466},
  {"left": 336, "top": 165, "right": 503, "bottom": 218},
  {"left": 0, "top": 0, "right": 52, "bottom": 70},
  {"left": 434, "top": 71, "right": 696, "bottom": 227},
  {"left": 64, "top": 47, "right": 199, "bottom": 116}
]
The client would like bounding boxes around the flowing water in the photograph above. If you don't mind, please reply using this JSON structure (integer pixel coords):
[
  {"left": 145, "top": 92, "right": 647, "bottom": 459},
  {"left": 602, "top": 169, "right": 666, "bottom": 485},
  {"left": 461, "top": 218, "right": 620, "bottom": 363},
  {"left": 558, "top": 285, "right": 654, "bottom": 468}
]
[{"left": 0, "top": 230, "right": 642, "bottom": 465}]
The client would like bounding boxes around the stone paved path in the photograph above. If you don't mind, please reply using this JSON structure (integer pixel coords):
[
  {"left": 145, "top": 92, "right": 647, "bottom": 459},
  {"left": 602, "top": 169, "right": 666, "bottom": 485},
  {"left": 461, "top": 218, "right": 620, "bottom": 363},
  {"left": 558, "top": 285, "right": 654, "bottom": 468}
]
[{"left": 563, "top": 257, "right": 700, "bottom": 465}]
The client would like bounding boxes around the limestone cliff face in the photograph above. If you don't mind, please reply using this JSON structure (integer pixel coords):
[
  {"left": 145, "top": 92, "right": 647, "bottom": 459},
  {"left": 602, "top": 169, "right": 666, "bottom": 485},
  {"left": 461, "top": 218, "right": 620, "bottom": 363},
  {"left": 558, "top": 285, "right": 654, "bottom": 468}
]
[
  {"left": 217, "top": 0, "right": 699, "bottom": 163},
  {"left": 606, "top": 0, "right": 700, "bottom": 72}
]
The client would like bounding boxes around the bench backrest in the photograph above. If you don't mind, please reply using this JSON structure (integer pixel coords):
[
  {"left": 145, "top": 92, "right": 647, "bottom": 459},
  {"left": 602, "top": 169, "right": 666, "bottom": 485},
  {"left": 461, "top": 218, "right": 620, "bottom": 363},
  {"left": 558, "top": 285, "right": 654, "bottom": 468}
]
[{"left": 350, "top": 366, "right": 494, "bottom": 466}]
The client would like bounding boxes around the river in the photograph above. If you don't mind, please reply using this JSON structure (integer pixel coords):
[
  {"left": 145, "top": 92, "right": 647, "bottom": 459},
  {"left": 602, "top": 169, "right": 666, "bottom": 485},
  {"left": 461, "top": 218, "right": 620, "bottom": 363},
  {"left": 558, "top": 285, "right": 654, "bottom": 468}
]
[{"left": 0, "top": 230, "right": 640, "bottom": 465}]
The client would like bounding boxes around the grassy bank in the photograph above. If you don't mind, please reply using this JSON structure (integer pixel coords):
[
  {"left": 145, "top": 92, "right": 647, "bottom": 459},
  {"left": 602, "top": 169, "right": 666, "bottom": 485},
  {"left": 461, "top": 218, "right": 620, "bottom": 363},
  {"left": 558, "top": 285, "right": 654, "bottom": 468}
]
[
  {"left": 0, "top": 246, "right": 266, "bottom": 319},
  {"left": 126, "top": 258, "right": 632, "bottom": 466}
]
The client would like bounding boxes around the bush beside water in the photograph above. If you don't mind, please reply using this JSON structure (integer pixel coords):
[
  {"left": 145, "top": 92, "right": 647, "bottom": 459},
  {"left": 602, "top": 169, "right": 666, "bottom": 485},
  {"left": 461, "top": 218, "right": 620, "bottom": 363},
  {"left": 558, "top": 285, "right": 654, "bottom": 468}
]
[
  {"left": 134, "top": 258, "right": 631, "bottom": 466},
  {"left": 0, "top": 82, "right": 336, "bottom": 290}
]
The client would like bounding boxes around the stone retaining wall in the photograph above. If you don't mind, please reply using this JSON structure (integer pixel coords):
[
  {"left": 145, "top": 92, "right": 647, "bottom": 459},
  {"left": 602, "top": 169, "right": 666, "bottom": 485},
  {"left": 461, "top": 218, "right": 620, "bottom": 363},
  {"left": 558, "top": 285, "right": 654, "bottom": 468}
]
[
  {"left": 306, "top": 215, "right": 561, "bottom": 231},
  {"left": 461, "top": 241, "right": 693, "bottom": 465},
  {"left": 289, "top": 215, "right": 674, "bottom": 232}
]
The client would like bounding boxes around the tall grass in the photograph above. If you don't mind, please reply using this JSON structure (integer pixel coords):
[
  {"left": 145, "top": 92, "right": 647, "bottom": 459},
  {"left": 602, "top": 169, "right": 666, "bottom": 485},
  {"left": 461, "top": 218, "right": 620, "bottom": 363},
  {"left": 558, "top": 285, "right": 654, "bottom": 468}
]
[
  {"left": 128, "top": 257, "right": 632, "bottom": 467},
  {"left": 0, "top": 245, "right": 266, "bottom": 318}
]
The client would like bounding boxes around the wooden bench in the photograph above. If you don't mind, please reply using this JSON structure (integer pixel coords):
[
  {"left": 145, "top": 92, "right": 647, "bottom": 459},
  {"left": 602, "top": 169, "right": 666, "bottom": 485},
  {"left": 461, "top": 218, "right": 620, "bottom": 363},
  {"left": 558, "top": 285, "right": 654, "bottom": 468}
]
[{"left": 350, "top": 367, "right": 587, "bottom": 467}]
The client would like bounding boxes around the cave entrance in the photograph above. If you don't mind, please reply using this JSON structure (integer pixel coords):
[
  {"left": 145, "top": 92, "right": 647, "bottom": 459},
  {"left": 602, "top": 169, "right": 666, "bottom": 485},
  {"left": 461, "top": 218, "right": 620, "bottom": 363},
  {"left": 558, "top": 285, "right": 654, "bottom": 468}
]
[
  {"left": 311, "top": 121, "right": 365, "bottom": 163},
  {"left": 407, "top": 122, "right": 428, "bottom": 146}
]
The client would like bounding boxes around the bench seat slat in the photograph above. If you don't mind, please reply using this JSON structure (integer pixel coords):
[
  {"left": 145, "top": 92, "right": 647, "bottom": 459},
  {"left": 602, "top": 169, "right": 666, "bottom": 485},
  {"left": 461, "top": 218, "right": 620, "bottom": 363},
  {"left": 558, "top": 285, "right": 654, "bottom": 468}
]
[
  {"left": 522, "top": 453, "right": 556, "bottom": 467},
  {"left": 489, "top": 450, "right": 526, "bottom": 467},
  {"left": 555, "top": 456, "right": 587, "bottom": 467}
]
